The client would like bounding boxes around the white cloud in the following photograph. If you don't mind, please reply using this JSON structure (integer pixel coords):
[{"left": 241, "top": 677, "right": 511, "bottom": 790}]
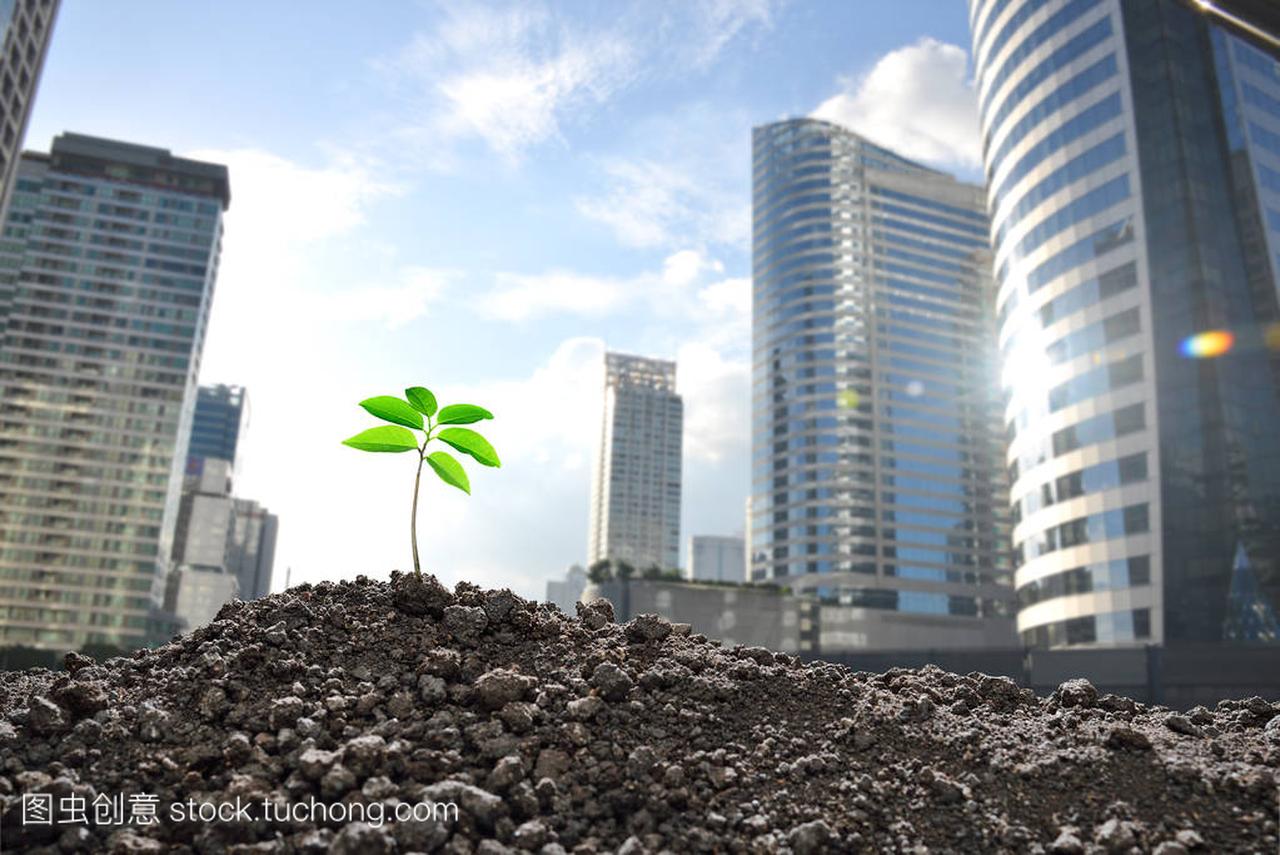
[
  {"left": 677, "top": 0, "right": 778, "bottom": 69},
  {"left": 383, "top": 6, "right": 635, "bottom": 161},
  {"left": 574, "top": 157, "right": 750, "bottom": 250},
  {"left": 698, "top": 275, "right": 749, "bottom": 316},
  {"left": 479, "top": 270, "right": 630, "bottom": 322},
  {"left": 379, "top": 2, "right": 777, "bottom": 163},
  {"left": 663, "top": 248, "right": 722, "bottom": 287},
  {"left": 188, "top": 148, "right": 397, "bottom": 248},
  {"left": 307, "top": 267, "right": 454, "bottom": 330},
  {"left": 811, "top": 38, "right": 981, "bottom": 171},
  {"left": 477, "top": 249, "right": 749, "bottom": 330},
  {"left": 677, "top": 341, "right": 750, "bottom": 465},
  {"left": 184, "top": 147, "right": 446, "bottom": 383}
]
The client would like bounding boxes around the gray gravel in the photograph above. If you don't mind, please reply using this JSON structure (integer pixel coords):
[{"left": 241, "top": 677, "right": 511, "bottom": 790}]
[{"left": 0, "top": 571, "right": 1277, "bottom": 853}]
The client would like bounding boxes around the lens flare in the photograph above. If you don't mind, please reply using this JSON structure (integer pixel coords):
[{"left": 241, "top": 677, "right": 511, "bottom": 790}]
[
  {"left": 837, "top": 389, "right": 860, "bottom": 409},
  {"left": 1179, "top": 330, "right": 1234, "bottom": 359},
  {"left": 1265, "top": 322, "right": 1280, "bottom": 352}
]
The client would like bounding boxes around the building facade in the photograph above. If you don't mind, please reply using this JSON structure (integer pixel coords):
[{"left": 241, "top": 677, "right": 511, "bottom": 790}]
[
  {"left": 971, "top": 0, "right": 1280, "bottom": 647},
  {"left": 0, "top": 0, "right": 58, "bottom": 225},
  {"left": 749, "top": 119, "right": 1015, "bottom": 650},
  {"left": 226, "top": 497, "right": 277, "bottom": 601},
  {"left": 587, "top": 352, "right": 683, "bottom": 572},
  {"left": 187, "top": 383, "right": 247, "bottom": 471},
  {"left": 545, "top": 563, "right": 587, "bottom": 613},
  {"left": 171, "top": 457, "right": 235, "bottom": 571},
  {"left": 176, "top": 381, "right": 275, "bottom": 606},
  {"left": 688, "top": 534, "right": 745, "bottom": 583},
  {"left": 163, "top": 565, "right": 237, "bottom": 634},
  {"left": 0, "top": 133, "right": 229, "bottom": 650}
]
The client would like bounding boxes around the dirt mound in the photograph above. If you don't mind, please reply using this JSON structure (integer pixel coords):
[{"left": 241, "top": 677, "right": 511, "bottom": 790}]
[{"left": 1, "top": 573, "right": 1277, "bottom": 853}]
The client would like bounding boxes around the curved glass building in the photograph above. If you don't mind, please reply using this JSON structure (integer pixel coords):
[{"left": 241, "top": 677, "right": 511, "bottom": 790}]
[
  {"left": 750, "top": 119, "right": 1014, "bottom": 651},
  {"left": 971, "top": 0, "right": 1280, "bottom": 647}
]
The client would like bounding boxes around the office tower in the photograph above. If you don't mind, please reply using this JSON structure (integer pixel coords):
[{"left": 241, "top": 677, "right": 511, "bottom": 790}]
[
  {"left": 0, "top": 0, "right": 58, "bottom": 225},
  {"left": 174, "top": 381, "right": 275, "bottom": 605},
  {"left": 170, "top": 458, "right": 277, "bottom": 599},
  {"left": 688, "top": 535, "right": 745, "bottom": 583},
  {"left": 168, "top": 456, "right": 276, "bottom": 626},
  {"left": 171, "top": 457, "right": 235, "bottom": 571},
  {"left": 226, "top": 497, "right": 277, "bottom": 600},
  {"left": 187, "top": 383, "right": 248, "bottom": 471},
  {"left": 545, "top": 563, "right": 587, "bottom": 613},
  {"left": 971, "top": 0, "right": 1280, "bottom": 648},
  {"left": 750, "top": 119, "right": 1014, "bottom": 650},
  {"left": 0, "top": 133, "right": 229, "bottom": 651},
  {"left": 587, "top": 352, "right": 683, "bottom": 572},
  {"left": 164, "top": 565, "right": 237, "bottom": 634}
]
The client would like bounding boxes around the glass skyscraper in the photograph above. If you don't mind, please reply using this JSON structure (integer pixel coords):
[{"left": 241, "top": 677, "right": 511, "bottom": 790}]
[
  {"left": 0, "top": 133, "right": 229, "bottom": 651},
  {"left": 971, "top": 0, "right": 1280, "bottom": 647},
  {"left": 187, "top": 383, "right": 248, "bottom": 470},
  {"left": 750, "top": 120, "right": 1014, "bottom": 649},
  {"left": 588, "top": 352, "right": 683, "bottom": 573}
]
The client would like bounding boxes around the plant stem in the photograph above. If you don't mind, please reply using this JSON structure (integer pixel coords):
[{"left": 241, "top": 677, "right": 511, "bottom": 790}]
[
  {"left": 410, "top": 418, "right": 433, "bottom": 577},
  {"left": 411, "top": 450, "right": 424, "bottom": 576}
]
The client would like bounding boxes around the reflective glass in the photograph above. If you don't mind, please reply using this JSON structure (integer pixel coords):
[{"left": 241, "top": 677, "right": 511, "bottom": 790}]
[
  {"left": 1020, "top": 607, "right": 1151, "bottom": 647},
  {"left": 1026, "top": 216, "right": 1134, "bottom": 293},
  {"left": 1044, "top": 306, "right": 1140, "bottom": 364},
  {"left": 991, "top": 92, "right": 1123, "bottom": 210},
  {"left": 989, "top": 55, "right": 1119, "bottom": 173},
  {"left": 986, "top": 17, "right": 1113, "bottom": 145},
  {"left": 981, "top": 0, "right": 1105, "bottom": 117},
  {"left": 1047, "top": 353, "right": 1142, "bottom": 412},
  {"left": 1010, "top": 174, "right": 1130, "bottom": 264},
  {"left": 995, "top": 134, "right": 1126, "bottom": 245}
]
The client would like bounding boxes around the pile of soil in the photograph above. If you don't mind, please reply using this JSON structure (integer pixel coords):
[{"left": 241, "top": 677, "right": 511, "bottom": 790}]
[{"left": 1, "top": 573, "right": 1277, "bottom": 854}]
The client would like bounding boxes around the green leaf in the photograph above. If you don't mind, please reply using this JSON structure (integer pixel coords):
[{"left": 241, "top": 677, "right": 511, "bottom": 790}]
[
  {"left": 405, "top": 386, "right": 438, "bottom": 417},
  {"left": 436, "top": 403, "right": 493, "bottom": 425},
  {"left": 359, "top": 396, "right": 423, "bottom": 430},
  {"left": 341, "top": 425, "right": 419, "bottom": 453},
  {"left": 436, "top": 427, "right": 501, "bottom": 468},
  {"left": 426, "top": 450, "right": 470, "bottom": 494}
]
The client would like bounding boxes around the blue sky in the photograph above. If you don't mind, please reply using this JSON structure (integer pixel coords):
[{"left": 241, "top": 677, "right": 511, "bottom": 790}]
[{"left": 25, "top": 0, "right": 982, "bottom": 599}]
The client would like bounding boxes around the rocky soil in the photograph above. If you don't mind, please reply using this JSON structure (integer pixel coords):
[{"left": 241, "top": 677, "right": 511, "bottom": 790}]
[{"left": 0, "top": 572, "right": 1277, "bottom": 853}]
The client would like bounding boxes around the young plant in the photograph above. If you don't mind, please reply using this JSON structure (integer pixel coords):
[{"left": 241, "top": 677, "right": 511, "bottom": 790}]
[{"left": 341, "top": 386, "right": 500, "bottom": 576}]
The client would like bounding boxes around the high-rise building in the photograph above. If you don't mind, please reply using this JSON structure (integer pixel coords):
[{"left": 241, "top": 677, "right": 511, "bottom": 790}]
[
  {"left": 163, "top": 566, "right": 237, "bottom": 634},
  {"left": 545, "top": 563, "right": 587, "bottom": 613},
  {"left": 688, "top": 534, "right": 745, "bottom": 583},
  {"left": 0, "top": 0, "right": 58, "bottom": 225},
  {"left": 166, "top": 455, "right": 277, "bottom": 630},
  {"left": 171, "top": 457, "right": 235, "bottom": 571},
  {"left": 971, "top": 0, "right": 1280, "bottom": 648},
  {"left": 173, "top": 381, "right": 275, "bottom": 609},
  {"left": 226, "top": 497, "right": 277, "bottom": 601},
  {"left": 587, "top": 352, "right": 683, "bottom": 572},
  {"left": 750, "top": 119, "right": 1015, "bottom": 650},
  {"left": 187, "top": 383, "right": 248, "bottom": 472},
  {"left": 0, "top": 133, "right": 229, "bottom": 651}
]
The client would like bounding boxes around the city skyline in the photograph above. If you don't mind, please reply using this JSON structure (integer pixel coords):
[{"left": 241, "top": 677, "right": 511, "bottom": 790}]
[{"left": 18, "top": 1, "right": 982, "bottom": 600}]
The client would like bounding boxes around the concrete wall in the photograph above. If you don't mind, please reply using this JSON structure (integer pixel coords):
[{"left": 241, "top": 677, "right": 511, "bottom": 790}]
[
  {"left": 810, "top": 645, "right": 1280, "bottom": 709},
  {"left": 583, "top": 580, "right": 800, "bottom": 652},
  {"left": 579, "top": 579, "right": 1280, "bottom": 707},
  {"left": 584, "top": 578, "right": 1016, "bottom": 654},
  {"left": 814, "top": 605, "right": 1018, "bottom": 652}
]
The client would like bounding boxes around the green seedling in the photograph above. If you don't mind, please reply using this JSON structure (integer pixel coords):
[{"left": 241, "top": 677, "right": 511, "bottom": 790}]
[{"left": 342, "top": 386, "right": 500, "bottom": 575}]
